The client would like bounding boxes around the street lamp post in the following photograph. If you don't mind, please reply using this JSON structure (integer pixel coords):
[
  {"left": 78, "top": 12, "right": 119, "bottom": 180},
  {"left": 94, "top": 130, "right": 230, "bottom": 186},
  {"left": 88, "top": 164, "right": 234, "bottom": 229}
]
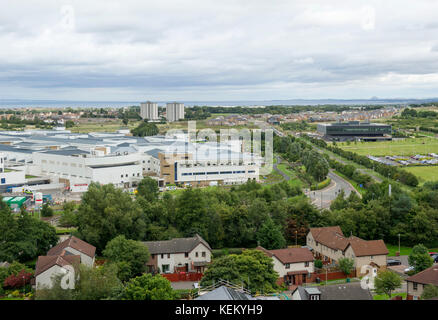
[{"left": 295, "top": 230, "right": 298, "bottom": 246}]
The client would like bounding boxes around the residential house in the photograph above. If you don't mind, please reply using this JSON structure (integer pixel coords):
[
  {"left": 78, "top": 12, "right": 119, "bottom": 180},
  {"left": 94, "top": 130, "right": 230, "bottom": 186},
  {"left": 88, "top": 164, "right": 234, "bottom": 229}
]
[
  {"left": 34, "top": 254, "right": 80, "bottom": 290},
  {"left": 143, "top": 234, "right": 212, "bottom": 274},
  {"left": 306, "top": 226, "right": 388, "bottom": 276},
  {"left": 406, "top": 265, "right": 438, "bottom": 300},
  {"left": 291, "top": 282, "right": 373, "bottom": 300},
  {"left": 34, "top": 236, "right": 96, "bottom": 290},
  {"left": 256, "top": 246, "right": 314, "bottom": 286},
  {"left": 47, "top": 236, "right": 96, "bottom": 267}
]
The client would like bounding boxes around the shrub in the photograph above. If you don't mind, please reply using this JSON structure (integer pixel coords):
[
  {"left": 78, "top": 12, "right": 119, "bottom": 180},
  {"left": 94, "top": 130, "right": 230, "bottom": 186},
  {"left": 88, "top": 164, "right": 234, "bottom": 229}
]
[
  {"left": 311, "top": 178, "right": 331, "bottom": 190},
  {"left": 314, "top": 259, "right": 323, "bottom": 268}
]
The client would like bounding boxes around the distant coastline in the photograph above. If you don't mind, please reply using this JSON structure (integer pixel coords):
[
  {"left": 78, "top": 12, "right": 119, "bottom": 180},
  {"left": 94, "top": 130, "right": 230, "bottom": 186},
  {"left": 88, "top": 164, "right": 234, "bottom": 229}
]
[{"left": 1, "top": 98, "right": 438, "bottom": 109}]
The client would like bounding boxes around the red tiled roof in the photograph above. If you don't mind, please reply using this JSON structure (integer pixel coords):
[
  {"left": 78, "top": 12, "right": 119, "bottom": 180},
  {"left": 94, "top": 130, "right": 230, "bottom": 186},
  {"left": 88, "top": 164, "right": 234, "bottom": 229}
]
[
  {"left": 257, "top": 246, "right": 314, "bottom": 264},
  {"left": 347, "top": 239, "right": 388, "bottom": 257},
  {"left": 35, "top": 254, "right": 80, "bottom": 277},
  {"left": 406, "top": 266, "right": 438, "bottom": 286},
  {"left": 309, "top": 226, "right": 349, "bottom": 251},
  {"left": 309, "top": 226, "right": 388, "bottom": 257},
  {"left": 47, "top": 236, "right": 96, "bottom": 258}
]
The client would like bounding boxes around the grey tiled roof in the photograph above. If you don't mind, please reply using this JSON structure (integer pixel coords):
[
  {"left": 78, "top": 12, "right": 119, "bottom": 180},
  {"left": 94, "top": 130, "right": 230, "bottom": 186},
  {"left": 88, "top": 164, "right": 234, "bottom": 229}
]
[
  {"left": 143, "top": 234, "right": 211, "bottom": 254},
  {"left": 195, "top": 286, "right": 254, "bottom": 300}
]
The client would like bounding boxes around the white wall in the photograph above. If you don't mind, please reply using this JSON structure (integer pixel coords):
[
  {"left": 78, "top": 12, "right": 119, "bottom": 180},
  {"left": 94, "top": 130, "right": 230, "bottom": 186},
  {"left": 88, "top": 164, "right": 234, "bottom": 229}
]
[
  {"left": 36, "top": 265, "right": 75, "bottom": 290},
  {"left": 272, "top": 256, "right": 314, "bottom": 278},
  {"left": 64, "top": 247, "right": 95, "bottom": 267},
  {"left": 0, "top": 170, "right": 26, "bottom": 185},
  {"left": 156, "top": 243, "right": 212, "bottom": 273}
]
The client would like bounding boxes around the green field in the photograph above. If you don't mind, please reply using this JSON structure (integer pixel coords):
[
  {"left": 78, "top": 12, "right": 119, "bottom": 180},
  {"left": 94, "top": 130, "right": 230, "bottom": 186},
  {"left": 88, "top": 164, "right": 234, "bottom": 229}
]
[
  {"left": 70, "top": 120, "right": 141, "bottom": 133},
  {"left": 386, "top": 244, "right": 438, "bottom": 256},
  {"left": 337, "top": 138, "right": 438, "bottom": 156},
  {"left": 403, "top": 166, "right": 438, "bottom": 185}
]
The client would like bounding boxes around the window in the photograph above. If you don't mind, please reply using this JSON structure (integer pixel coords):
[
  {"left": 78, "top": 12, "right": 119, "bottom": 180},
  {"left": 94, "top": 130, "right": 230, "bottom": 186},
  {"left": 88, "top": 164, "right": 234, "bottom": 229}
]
[
  {"left": 161, "top": 264, "right": 170, "bottom": 273},
  {"left": 121, "top": 174, "right": 123, "bottom": 178},
  {"left": 167, "top": 253, "right": 170, "bottom": 258},
  {"left": 185, "top": 253, "right": 188, "bottom": 258},
  {"left": 310, "top": 295, "right": 320, "bottom": 300},
  {"left": 202, "top": 252, "right": 206, "bottom": 258},
  {"left": 413, "top": 283, "right": 418, "bottom": 290},
  {"left": 305, "top": 262, "right": 309, "bottom": 267},
  {"left": 285, "top": 263, "right": 290, "bottom": 269},
  {"left": 196, "top": 252, "right": 199, "bottom": 257},
  {"left": 161, "top": 254, "right": 164, "bottom": 259}
]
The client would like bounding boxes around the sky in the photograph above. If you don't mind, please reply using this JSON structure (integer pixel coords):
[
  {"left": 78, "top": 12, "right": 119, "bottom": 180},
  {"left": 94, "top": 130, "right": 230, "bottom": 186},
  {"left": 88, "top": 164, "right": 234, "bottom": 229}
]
[{"left": 1, "top": 0, "right": 438, "bottom": 101}]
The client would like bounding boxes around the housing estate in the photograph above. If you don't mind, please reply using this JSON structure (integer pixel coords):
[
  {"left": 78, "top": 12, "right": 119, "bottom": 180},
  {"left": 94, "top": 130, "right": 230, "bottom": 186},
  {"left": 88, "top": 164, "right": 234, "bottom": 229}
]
[
  {"left": 143, "top": 234, "right": 212, "bottom": 274},
  {"left": 306, "top": 226, "right": 388, "bottom": 276},
  {"left": 256, "top": 246, "right": 314, "bottom": 286}
]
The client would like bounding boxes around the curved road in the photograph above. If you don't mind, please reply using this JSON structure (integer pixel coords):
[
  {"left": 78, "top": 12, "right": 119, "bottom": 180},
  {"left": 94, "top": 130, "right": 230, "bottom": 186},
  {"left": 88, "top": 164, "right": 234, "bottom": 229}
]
[{"left": 305, "top": 171, "right": 360, "bottom": 210}]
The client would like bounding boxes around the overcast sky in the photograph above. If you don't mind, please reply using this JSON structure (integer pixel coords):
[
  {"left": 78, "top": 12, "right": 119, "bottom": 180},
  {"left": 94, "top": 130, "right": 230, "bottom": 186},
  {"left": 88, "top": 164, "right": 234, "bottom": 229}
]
[{"left": 1, "top": 0, "right": 438, "bottom": 101}]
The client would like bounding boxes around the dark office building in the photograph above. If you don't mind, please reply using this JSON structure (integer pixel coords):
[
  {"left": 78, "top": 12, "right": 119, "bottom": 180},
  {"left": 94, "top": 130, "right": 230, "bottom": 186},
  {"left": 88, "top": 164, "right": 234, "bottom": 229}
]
[{"left": 317, "top": 121, "right": 392, "bottom": 141}]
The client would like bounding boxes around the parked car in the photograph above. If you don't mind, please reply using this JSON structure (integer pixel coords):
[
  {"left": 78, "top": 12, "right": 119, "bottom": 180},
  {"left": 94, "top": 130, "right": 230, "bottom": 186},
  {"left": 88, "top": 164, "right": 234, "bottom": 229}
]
[
  {"left": 404, "top": 266, "right": 414, "bottom": 273},
  {"left": 431, "top": 254, "right": 438, "bottom": 263},
  {"left": 387, "top": 259, "right": 402, "bottom": 266}
]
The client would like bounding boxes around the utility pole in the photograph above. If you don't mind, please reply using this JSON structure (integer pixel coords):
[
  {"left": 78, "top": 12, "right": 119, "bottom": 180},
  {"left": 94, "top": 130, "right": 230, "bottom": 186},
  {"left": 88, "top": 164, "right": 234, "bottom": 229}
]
[
  {"left": 295, "top": 230, "right": 298, "bottom": 246},
  {"left": 398, "top": 233, "right": 401, "bottom": 255}
]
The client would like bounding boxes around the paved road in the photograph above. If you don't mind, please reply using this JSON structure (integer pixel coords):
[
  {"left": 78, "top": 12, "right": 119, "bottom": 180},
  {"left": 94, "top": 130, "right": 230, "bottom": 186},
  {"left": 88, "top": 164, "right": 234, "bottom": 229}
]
[
  {"left": 311, "top": 143, "right": 383, "bottom": 184},
  {"left": 305, "top": 171, "right": 359, "bottom": 209},
  {"left": 273, "top": 156, "right": 291, "bottom": 181}
]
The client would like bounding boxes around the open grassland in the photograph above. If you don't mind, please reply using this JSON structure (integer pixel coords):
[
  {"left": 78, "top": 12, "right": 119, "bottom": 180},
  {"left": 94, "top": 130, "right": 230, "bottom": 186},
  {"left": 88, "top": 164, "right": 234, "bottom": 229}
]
[
  {"left": 336, "top": 138, "right": 438, "bottom": 156},
  {"left": 70, "top": 119, "right": 141, "bottom": 133},
  {"left": 386, "top": 244, "right": 438, "bottom": 256},
  {"left": 403, "top": 166, "right": 438, "bottom": 185}
]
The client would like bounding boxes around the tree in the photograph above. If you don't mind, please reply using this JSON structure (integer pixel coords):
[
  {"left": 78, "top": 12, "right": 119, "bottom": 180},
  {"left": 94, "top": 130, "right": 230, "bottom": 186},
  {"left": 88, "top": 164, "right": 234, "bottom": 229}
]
[
  {"left": 123, "top": 274, "right": 175, "bottom": 300},
  {"left": 65, "top": 120, "right": 75, "bottom": 128},
  {"left": 40, "top": 203, "right": 54, "bottom": 217},
  {"left": 374, "top": 270, "right": 402, "bottom": 299},
  {"left": 0, "top": 205, "right": 58, "bottom": 262},
  {"left": 74, "top": 264, "right": 124, "bottom": 300},
  {"left": 59, "top": 202, "right": 78, "bottom": 227},
  {"left": 103, "top": 235, "right": 150, "bottom": 281},
  {"left": 76, "top": 183, "right": 147, "bottom": 253},
  {"left": 131, "top": 121, "right": 159, "bottom": 137},
  {"left": 200, "top": 250, "right": 279, "bottom": 294},
  {"left": 256, "top": 218, "right": 286, "bottom": 250},
  {"left": 421, "top": 284, "right": 438, "bottom": 300},
  {"left": 408, "top": 244, "right": 433, "bottom": 274},
  {"left": 3, "top": 269, "right": 33, "bottom": 289},
  {"left": 338, "top": 257, "right": 354, "bottom": 277},
  {"left": 137, "top": 177, "right": 159, "bottom": 202}
]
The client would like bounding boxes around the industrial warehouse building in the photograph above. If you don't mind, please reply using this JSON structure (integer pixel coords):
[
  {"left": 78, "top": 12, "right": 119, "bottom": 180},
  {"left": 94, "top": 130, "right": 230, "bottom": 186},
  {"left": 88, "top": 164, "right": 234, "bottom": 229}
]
[
  {"left": 0, "top": 128, "right": 261, "bottom": 191},
  {"left": 317, "top": 121, "right": 392, "bottom": 141}
]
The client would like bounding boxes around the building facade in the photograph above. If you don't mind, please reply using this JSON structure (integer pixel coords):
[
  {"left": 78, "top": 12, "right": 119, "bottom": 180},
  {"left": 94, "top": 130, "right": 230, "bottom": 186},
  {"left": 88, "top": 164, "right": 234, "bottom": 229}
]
[
  {"left": 166, "top": 102, "right": 185, "bottom": 122},
  {"left": 140, "top": 101, "right": 159, "bottom": 121}
]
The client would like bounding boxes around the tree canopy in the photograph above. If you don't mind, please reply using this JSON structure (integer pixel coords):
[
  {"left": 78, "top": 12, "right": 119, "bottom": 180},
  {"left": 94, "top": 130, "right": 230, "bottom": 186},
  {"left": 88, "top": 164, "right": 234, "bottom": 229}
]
[
  {"left": 103, "top": 235, "right": 150, "bottom": 281},
  {"left": 123, "top": 274, "right": 175, "bottom": 300},
  {"left": 75, "top": 183, "right": 147, "bottom": 253},
  {"left": 200, "top": 249, "right": 279, "bottom": 294}
]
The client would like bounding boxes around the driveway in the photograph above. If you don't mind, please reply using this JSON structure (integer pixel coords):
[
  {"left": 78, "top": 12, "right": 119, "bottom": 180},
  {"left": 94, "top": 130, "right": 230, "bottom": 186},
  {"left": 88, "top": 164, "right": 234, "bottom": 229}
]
[{"left": 170, "top": 281, "right": 197, "bottom": 290}]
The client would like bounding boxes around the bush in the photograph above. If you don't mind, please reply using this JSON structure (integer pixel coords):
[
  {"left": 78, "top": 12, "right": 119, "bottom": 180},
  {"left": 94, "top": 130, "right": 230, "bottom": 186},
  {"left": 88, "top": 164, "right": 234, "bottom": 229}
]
[
  {"left": 311, "top": 178, "right": 331, "bottom": 190},
  {"left": 314, "top": 259, "right": 323, "bottom": 268}
]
